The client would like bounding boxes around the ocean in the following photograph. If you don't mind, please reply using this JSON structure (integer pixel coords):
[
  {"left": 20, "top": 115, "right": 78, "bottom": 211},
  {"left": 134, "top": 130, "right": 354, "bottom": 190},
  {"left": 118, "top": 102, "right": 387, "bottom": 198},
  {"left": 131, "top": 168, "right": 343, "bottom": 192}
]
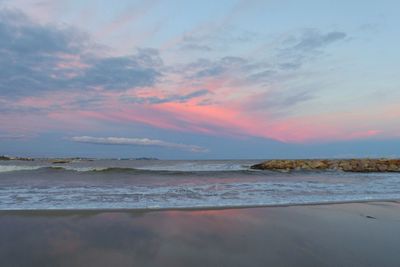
[{"left": 1, "top": 159, "right": 400, "bottom": 210}]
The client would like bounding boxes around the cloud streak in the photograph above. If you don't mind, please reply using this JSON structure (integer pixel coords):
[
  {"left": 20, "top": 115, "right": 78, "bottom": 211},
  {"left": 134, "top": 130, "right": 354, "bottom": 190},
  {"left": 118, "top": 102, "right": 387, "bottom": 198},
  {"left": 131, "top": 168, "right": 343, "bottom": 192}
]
[
  {"left": 70, "top": 136, "right": 208, "bottom": 153},
  {"left": 122, "top": 89, "right": 210, "bottom": 104}
]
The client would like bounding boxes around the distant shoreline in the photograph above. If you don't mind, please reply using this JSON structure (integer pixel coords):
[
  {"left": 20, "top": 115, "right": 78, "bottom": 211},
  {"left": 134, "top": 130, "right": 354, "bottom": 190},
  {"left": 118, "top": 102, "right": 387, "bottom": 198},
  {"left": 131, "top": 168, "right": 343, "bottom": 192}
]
[
  {"left": 2, "top": 155, "right": 400, "bottom": 161},
  {"left": 0, "top": 155, "right": 159, "bottom": 161}
]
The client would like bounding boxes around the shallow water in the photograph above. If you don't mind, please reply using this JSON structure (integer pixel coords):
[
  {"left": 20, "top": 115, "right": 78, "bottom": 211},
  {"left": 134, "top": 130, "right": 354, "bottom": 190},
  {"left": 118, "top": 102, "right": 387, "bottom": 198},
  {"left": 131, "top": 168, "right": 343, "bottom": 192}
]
[{"left": 1, "top": 159, "right": 400, "bottom": 210}]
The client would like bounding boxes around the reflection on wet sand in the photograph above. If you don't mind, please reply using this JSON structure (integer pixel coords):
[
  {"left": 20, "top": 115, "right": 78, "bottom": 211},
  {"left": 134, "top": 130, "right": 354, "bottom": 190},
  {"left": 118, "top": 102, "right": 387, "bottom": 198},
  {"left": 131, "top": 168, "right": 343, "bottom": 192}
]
[{"left": 1, "top": 202, "right": 400, "bottom": 267}]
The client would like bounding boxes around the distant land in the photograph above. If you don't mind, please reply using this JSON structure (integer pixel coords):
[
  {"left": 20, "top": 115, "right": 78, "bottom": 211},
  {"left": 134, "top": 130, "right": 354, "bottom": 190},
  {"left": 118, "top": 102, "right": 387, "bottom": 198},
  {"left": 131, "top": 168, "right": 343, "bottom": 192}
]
[{"left": 0, "top": 155, "right": 159, "bottom": 162}]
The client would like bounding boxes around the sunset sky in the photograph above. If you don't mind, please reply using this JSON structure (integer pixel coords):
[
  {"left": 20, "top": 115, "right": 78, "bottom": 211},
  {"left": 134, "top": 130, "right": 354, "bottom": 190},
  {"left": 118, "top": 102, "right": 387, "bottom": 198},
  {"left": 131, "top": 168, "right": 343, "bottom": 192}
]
[{"left": 0, "top": 0, "right": 399, "bottom": 159}]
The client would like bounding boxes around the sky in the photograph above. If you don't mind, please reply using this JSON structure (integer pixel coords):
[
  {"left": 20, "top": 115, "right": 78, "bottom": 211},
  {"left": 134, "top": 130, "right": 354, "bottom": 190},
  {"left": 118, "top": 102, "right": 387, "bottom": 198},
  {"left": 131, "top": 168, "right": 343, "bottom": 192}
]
[{"left": 0, "top": 0, "right": 399, "bottom": 159}]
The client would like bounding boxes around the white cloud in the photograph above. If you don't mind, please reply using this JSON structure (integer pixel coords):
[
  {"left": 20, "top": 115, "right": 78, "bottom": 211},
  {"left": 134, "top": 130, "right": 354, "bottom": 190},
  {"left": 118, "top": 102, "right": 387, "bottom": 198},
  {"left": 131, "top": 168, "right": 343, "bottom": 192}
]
[
  {"left": 0, "top": 134, "right": 26, "bottom": 140},
  {"left": 70, "top": 136, "right": 208, "bottom": 153}
]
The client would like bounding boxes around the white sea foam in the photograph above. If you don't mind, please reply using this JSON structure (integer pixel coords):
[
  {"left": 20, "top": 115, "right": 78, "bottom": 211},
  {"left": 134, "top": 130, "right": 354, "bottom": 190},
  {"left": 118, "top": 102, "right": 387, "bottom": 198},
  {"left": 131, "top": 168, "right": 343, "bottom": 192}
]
[
  {"left": 0, "top": 165, "right": 103, "bottom": 173},
  {"left": 135, "top": 162, "right": 249, "bottom": 172},
  {"left": 1, "top": 175, "right": 400, "bottom": 210},
  {"left": 0, "top": 165, "right": 43, "bottom": 173},
  {"left": 59, "top": 166, "right": 109, "bottom": 172}
]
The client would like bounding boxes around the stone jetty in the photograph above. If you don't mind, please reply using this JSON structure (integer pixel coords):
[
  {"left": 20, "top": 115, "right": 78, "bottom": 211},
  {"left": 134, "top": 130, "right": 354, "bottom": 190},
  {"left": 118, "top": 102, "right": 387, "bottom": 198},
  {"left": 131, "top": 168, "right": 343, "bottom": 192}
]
[{"left": 251, "top": 159, "right": 400, "bottom": 172}]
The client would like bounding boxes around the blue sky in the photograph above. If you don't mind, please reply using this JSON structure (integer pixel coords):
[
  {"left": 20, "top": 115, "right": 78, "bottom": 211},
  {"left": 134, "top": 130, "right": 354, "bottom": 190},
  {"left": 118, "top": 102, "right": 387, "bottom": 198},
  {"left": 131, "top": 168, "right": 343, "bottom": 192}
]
[{"left": 0, "top": 0, "right": 399, "bottom": 159}]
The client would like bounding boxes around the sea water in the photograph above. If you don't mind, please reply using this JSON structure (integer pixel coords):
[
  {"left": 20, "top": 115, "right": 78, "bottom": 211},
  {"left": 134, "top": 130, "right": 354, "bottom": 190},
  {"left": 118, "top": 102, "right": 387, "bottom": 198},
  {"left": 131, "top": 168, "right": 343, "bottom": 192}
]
[{"left": 1, "top": 159, "right": 400, "bottom": 210}]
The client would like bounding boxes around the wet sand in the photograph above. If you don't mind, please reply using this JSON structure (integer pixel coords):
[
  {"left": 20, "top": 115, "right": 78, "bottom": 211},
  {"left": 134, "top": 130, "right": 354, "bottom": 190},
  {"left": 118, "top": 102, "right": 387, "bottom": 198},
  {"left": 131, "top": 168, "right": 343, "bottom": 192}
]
[{"left": 1, "top": 202, "right": 400, "bottom": 267}]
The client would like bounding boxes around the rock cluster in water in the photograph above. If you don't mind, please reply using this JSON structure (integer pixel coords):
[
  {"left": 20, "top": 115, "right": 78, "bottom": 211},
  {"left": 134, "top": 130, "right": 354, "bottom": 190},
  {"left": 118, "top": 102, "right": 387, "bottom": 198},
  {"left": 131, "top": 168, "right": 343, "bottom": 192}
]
[
  {"left": 251, "top": 159, "right": 400, "bottom": 172},
  {"left": 0, "top": 155, "right": 34, "bottom": 161}
]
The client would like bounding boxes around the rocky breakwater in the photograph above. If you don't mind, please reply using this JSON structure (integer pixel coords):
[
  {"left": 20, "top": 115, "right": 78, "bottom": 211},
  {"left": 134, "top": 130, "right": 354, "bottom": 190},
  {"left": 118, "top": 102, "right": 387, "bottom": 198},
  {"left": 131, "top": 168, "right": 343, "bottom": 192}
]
[{"left": 251, "top": 159, "right": 400, "bottom": 172}]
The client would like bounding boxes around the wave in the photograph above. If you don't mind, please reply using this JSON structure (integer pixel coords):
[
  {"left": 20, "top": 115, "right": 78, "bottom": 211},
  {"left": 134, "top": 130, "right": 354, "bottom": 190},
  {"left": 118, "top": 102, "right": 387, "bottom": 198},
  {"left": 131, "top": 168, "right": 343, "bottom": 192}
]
[
  {"left": 0, "top": 165, "right": 143, "bottom": 173},
  {"left": 0, "top": 163, "right": 255, "bottom": 174},
  {"left": 2, "top": 178, "right": 400, "bottom": 210},
  {"left": 47, "top": 166, "right": 261, "bottom": 176},
  {"left": 134, "top": 163, "right": 250, "bottom": 172},
  {"left": 49, "top": 166, "right": 112, "bottom": 172},
  {"left": 0, "top": 165, "right": 43, "bottom": 173},
  {"left": 0, "top": 164, "right": 339, "bottom": 175}
]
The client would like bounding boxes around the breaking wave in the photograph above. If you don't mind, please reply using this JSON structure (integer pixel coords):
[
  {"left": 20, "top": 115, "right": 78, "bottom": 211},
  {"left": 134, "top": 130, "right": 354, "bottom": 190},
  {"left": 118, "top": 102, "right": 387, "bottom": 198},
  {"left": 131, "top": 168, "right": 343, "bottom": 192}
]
[
  {"left": 0, "top": 165, "right": 43, "bottom": 173},
  {"left": 0, "top": 163, "right": 254, "bottom": 174}
]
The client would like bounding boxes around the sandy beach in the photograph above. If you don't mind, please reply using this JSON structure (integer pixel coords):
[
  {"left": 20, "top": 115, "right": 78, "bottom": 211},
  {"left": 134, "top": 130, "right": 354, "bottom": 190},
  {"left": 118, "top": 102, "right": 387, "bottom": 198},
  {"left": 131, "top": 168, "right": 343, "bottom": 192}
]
[{"left": 1, "top": 201, "right": 400, "bottom": 267}]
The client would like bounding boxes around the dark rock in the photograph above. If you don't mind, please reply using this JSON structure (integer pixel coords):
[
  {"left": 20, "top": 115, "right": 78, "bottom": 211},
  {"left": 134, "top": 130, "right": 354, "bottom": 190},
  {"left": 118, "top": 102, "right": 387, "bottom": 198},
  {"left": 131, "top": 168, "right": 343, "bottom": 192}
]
[
  {"left": 251, "top": 159, "right": 400, "bottom": 172},
  {"left": 0, "top": 156, "right": 33, "bottom": 161},
  {"left": 51, "top": 160, "right": 71, "bottom": 164}
]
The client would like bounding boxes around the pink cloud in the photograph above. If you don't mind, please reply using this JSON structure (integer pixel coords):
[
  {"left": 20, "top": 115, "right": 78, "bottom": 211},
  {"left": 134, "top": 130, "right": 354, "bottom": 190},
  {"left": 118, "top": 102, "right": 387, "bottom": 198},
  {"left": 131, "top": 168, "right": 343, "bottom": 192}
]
[
  {"left": 6, "top": 81, "right": 399, "bottom": 144},
  {"left": 42, "top": 98, "right": 387, "bottom": 143}
]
